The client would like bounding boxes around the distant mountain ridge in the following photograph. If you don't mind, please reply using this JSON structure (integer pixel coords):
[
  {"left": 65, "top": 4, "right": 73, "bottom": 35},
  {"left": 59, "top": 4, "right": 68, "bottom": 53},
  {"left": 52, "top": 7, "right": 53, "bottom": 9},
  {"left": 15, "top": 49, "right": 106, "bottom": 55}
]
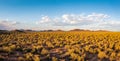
[
  {"left": 0, "top": 29, "right": 110, "bottom": 33},
  {"left": 69, "top": 29, "right": 91, "bottom": 31}
]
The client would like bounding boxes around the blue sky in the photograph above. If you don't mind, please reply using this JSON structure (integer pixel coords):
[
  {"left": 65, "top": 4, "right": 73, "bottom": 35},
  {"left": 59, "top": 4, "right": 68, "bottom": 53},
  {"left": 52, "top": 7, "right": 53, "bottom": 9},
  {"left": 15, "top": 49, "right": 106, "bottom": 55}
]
[{"left": 0, "top": 0, "right": 120, "bottom": 31}]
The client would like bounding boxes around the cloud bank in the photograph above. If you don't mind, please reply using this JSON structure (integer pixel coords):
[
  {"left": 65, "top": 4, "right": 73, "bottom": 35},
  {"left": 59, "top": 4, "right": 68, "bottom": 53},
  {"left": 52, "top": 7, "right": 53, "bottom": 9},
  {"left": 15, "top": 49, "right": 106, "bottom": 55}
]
[
  {"left": 36, "top": 13, "right": 120, "bottom": 31},
  {"left": 36, "top": 13, "right": 110, "bottom": 25},
  {"left": 0, "top": 13, "right": 120, "bottom": 31},
  {"left": 0, "top": 20, "right": 19, "bottom": 30}
]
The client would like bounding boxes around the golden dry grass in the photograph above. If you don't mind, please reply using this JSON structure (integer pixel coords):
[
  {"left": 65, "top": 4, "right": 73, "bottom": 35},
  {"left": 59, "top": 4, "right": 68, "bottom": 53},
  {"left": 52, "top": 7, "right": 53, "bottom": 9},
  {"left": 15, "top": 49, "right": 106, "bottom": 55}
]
[{"left": 0, "top": 31, "right": 120, "bottom": 61}]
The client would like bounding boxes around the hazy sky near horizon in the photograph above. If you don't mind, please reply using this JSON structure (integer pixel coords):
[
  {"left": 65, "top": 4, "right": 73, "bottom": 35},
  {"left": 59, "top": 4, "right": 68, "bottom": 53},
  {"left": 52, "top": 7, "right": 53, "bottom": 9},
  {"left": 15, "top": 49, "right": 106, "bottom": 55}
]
[{"left": 0, "top": 0, "right": 120, "bottom": 31}]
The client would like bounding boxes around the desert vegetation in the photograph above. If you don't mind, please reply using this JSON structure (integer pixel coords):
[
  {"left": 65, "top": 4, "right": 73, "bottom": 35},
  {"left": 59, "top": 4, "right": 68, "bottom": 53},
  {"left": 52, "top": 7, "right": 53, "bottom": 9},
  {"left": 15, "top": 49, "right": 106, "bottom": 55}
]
[{"left": 0, "top": 31, "right": 120, "bottom": 61}]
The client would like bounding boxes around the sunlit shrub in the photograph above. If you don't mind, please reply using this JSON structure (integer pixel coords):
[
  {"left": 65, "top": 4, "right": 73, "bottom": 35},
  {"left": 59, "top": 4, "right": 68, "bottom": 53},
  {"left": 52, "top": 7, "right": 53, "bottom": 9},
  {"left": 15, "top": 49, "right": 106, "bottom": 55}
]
[
  {"left": 98, "top": 51, "right": 107, "bottom": 59},
  {"left": 41, "top": 48, "right": 49, "bottom": 55}
]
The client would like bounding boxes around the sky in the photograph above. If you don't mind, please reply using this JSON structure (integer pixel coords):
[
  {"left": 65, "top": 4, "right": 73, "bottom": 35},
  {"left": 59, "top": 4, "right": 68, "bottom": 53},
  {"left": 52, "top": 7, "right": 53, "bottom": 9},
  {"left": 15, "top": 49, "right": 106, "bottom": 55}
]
[{"left": 0, "top": 0, "right": 120, "bottom": 31}]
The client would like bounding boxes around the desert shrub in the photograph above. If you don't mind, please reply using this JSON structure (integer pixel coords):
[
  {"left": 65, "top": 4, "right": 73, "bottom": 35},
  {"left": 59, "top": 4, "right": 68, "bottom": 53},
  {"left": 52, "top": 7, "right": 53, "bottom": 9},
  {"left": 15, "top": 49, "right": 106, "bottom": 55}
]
[
  {"left": 98, "top": 51, "right": 107, "bottom": 59},
  {"left": 52, "top": 57, "right": 58, "bottom": 61},
  {"left": 2, "top": 46, "right": 12, "bottom": 53},
  {"left": 18, "top": 57, "right": 24, "bottom": 61},
  {"left": 110, "top": 52, "right": 116, "bottom": 60},
  {"left": 33, "top": 55, "right": 40, "bottom": 61},
  {"left": 24, "top": 53, "right": 33, "bottom": 60},
  {"left": 41, "top": 48, "right": 49, "bottom": 55}
]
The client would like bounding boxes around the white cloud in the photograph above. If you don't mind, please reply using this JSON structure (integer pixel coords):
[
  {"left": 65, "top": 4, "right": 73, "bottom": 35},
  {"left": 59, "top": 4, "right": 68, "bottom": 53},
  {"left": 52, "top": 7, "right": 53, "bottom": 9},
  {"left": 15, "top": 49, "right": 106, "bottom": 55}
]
[
  {"left": 62, "top": 13, "right": 110, "bottom": 25},
  {"left": 36, "top": 13, "right": 120, "bottom": 31},
  {"left": 36, "top": 13, "right": 110, "bottom": 25},
  {"left": 78, "top": 20, "right": 120, "bottom": 31},
  {"left": 0, "top": 20, "right": 19, "bottom": 30},
  {"left": 36, "top": 16, "right": 51, "bottom": 24}
]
